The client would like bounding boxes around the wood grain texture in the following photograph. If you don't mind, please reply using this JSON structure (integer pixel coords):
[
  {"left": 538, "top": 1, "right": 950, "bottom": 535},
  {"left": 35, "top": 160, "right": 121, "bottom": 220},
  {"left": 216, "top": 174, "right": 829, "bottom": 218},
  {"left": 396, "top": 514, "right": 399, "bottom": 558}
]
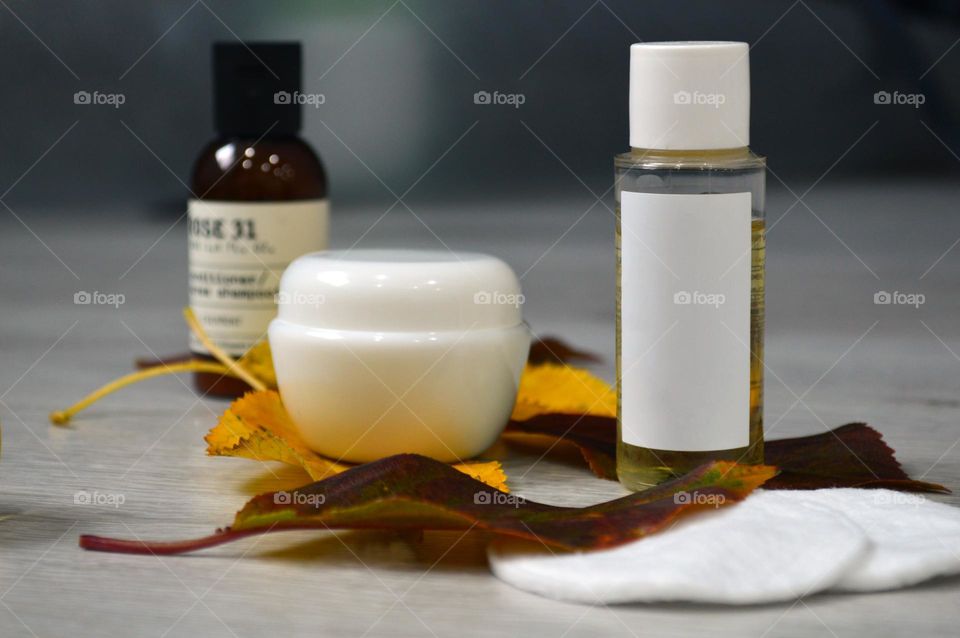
[{"left": 1, "top": 185, "right": 959, "bottom": 637}]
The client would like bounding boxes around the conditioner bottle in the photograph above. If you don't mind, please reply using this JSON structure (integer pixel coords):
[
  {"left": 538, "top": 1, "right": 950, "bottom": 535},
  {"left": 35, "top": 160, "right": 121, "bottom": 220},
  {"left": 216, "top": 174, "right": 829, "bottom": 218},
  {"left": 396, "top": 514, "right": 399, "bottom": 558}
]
[{"left": 188, "top": 42, "right": 328, "bottom": 397}]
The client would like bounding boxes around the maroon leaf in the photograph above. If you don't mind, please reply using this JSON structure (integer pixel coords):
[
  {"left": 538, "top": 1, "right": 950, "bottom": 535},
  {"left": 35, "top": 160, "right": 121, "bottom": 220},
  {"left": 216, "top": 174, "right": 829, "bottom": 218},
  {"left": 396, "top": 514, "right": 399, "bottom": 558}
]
[
  {"left": 764, "top": 422, "right": 947, "bottom": 492},
  {"left": 506, "top": 416, "right": 949, "bottom": 493},
  {"left": 80, "top": 454, "right": 775, "bottom": 555},
  {"left": 528, "top": 336, "right": 602, "bottom": 365}
]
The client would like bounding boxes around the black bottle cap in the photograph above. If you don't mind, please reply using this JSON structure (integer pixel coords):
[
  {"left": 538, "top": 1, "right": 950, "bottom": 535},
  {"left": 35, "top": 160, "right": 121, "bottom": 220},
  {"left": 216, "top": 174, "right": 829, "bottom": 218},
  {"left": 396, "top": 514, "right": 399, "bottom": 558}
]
[{"left": 213, "top": 42, "right": 302, "bottom": 137}]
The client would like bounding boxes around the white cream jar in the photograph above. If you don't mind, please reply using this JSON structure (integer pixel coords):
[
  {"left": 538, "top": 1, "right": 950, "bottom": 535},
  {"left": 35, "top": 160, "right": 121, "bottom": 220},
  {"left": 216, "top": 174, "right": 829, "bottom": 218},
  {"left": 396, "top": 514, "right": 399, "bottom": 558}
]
[{"left": 268, "top": 249, "right": 530, "bottom": 463}]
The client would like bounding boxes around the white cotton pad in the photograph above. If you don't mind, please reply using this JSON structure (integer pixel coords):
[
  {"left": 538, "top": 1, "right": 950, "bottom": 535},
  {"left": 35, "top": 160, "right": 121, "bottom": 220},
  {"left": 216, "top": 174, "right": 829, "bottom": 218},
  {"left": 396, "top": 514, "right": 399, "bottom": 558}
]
[
  {"left": 769, "top": 489, "right": 960, "bottom": 592},
  {"left": 488, "top": 490, "right": 869, "bottom": 605}
]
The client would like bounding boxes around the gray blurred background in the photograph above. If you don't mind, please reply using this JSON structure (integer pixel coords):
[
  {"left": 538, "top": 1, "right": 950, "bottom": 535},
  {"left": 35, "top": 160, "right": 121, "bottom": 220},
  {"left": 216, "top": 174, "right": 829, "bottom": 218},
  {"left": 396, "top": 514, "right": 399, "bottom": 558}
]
[{"left": 1, "top": 0, "right": 958, "bottom": 214}]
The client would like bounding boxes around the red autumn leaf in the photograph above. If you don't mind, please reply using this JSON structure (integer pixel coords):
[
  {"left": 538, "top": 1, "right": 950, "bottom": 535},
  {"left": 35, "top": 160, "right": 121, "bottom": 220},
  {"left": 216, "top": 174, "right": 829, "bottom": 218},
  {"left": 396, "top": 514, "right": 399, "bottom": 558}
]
[
  {"left": 505, "top": 416, "right": 948, "bottom": 493},
  {"left": 79, "top": 454, "right": 775, "bottom": 555},
  {"left": 527, "top": 336, "right": 602, "bottom": 365},
  {"left": 762, "top": 423, "right": 947, "bottom": 491}
]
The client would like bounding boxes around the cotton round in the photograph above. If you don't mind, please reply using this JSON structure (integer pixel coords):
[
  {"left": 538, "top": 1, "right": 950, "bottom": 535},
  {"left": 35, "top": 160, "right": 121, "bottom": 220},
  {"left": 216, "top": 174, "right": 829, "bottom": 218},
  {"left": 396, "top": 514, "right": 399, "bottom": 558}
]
[
  {"left": 488, "top": 491, "right": 869, "bottom": 605},
  {"left": 769, "top": 489, "right": 960, "bottom": 592}
]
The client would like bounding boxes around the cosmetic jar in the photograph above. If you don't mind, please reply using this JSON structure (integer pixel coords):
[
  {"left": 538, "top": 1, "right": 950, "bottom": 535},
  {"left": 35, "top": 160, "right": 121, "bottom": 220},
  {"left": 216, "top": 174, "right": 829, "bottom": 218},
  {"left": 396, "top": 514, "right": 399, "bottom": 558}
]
[{"left": 268, "top": 249, "right": 530, "bottom": 463}]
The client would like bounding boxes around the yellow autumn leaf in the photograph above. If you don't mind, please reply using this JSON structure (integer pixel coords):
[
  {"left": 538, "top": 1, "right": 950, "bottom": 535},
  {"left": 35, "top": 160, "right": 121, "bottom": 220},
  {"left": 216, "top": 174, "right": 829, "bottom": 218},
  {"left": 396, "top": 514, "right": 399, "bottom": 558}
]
[
  {"left": 511, "top": 363, "right": 616, "bottom": 421},
  {"left": 237, "top": 340, "right": 277, "bottom": 389},
  {"left": 206, "top": 390, "right": 509, "bottom": 491}
]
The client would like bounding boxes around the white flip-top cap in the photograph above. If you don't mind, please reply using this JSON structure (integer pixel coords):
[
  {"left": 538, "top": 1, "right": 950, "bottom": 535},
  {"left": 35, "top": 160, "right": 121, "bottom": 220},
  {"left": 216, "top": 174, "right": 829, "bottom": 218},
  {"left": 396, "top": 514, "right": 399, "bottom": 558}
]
[{"left": 630, "top": 41, "right": 750, "bottom": 150}]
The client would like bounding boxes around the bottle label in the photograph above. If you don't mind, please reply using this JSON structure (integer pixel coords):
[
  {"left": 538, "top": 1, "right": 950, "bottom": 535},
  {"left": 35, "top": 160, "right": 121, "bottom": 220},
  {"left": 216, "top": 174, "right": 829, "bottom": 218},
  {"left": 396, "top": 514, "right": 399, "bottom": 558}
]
[
  {"left": 188, "top": 199, "right": 329, "bottom": 356},
  {"left": 619, "top": 191, "right": 751, "bottom": 451}
]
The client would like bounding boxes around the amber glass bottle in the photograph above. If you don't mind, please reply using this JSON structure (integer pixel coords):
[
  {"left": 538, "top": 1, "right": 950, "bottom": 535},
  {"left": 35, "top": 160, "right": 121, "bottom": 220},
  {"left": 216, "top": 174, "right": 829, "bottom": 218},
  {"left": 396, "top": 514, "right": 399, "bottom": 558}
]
[{"left": 188, "top": 42, "right": 328, "bottom": 397}]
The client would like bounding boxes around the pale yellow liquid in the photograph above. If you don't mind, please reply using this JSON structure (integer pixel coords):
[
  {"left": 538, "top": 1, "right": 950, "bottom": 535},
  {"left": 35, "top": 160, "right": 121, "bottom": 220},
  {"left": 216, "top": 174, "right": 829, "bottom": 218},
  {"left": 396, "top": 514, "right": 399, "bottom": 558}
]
[{"left": 616, "top": 218, "right": 765, "bottom": 490}]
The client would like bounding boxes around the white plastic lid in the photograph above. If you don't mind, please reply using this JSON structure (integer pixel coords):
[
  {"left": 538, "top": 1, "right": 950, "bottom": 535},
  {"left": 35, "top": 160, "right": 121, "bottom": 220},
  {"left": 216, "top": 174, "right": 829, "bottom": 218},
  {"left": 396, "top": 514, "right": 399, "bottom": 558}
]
[
  {"left": 276, "top": 249, "right": 525, "bottom": 332},
  {"left": 629, "top": 41, "right": 750, "bottom": 150}
]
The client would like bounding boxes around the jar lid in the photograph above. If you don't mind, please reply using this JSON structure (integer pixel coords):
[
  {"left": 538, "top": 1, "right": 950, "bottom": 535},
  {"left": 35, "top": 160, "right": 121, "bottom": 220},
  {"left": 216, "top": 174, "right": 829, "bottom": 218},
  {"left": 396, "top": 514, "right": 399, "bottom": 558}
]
[{"left": 276, "top": 249, "right": 525, "bottom": 332}]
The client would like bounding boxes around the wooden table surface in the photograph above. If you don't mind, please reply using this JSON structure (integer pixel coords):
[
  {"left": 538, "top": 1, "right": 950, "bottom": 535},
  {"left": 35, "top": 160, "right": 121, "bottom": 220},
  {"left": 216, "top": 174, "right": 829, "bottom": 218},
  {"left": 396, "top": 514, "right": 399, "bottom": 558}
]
[{"left": 2, "top": 182, "right": 959, "bottom": 637}]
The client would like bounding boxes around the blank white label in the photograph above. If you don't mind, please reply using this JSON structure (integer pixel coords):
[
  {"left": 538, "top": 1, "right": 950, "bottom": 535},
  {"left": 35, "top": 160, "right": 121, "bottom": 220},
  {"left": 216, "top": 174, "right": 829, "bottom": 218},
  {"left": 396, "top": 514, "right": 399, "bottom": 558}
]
[{"left": 620, "top": 191, "right": 750, "bottom": 451}]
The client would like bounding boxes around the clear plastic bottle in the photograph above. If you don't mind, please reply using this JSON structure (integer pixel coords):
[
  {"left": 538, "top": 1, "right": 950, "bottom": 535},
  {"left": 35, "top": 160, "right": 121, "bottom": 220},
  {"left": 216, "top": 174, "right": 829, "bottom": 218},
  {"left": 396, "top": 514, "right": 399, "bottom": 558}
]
[{"left": 615, "top": 43, "right": 765, "bottom": 490}]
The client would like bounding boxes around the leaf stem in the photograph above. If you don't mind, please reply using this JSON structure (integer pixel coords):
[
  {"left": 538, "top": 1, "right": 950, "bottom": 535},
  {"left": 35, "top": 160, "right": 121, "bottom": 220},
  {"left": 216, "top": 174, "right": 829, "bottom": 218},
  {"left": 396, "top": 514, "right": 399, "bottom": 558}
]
[
  {"left": 79, "top": 528, "right": 268, "bottom": 554},
  {"left": 182, "top": 307, "right": 267, "bottom": 392},
  {"left": 49, "top": 361, "right": 232, "bottom": 425}
]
